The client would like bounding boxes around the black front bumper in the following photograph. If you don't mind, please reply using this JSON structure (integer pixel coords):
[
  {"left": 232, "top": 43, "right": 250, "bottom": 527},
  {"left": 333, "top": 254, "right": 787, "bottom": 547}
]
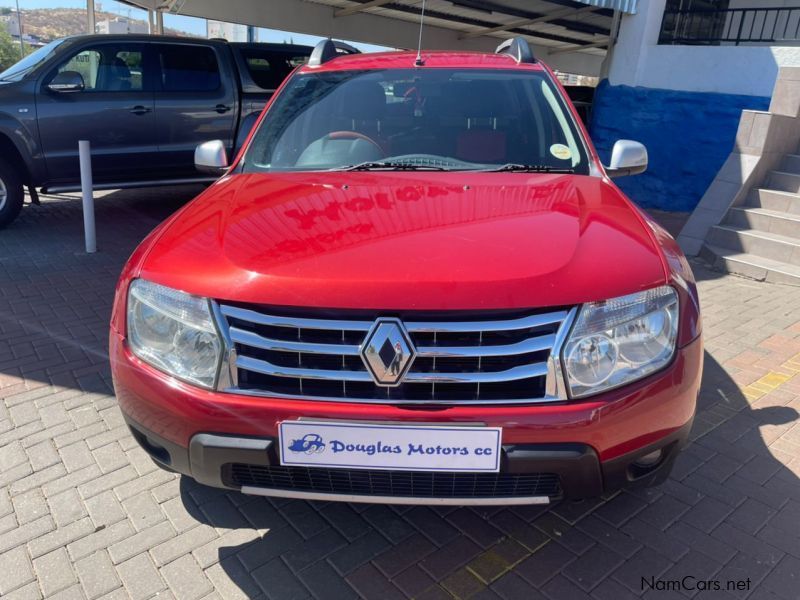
[{"left": 125, "top": 415, "right": 692, "bottom": 504}]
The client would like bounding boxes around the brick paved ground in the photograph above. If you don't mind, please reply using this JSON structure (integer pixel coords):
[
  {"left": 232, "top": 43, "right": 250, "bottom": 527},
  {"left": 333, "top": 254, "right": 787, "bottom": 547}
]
[{"left": 0, "top": 190, "right": 798, "bottom": 600}]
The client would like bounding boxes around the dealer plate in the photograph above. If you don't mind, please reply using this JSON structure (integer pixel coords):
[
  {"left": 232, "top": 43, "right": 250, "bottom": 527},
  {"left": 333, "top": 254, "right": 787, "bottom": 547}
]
[{"left": 279, "top": 421, "right": 502, "bottom": 472}]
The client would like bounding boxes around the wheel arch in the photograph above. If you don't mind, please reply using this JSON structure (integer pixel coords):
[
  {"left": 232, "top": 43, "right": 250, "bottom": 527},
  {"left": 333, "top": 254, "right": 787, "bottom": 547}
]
[{"left": 0, "top": 129, "right": 33, "bottom": 184}]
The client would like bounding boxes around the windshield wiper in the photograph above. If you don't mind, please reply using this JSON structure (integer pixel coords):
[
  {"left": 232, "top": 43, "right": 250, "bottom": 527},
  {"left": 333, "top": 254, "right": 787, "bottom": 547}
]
[
  {"left": 485, "top": 164, "right": 575, "bottom": 173},
  {"left": 340, "top": 161, "right": 449, "bottom": 171}
]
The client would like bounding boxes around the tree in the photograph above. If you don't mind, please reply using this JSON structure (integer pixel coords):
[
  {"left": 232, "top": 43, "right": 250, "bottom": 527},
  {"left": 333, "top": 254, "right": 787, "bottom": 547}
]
[{"left": 0, "top": 27, "right": 23, "bottom": 72}]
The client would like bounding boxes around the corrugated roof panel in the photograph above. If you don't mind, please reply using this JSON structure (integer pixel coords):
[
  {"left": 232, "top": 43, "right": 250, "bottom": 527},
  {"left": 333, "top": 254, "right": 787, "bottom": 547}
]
[{"left": 572, "top": 0, "right": 637, "bottom": 13}]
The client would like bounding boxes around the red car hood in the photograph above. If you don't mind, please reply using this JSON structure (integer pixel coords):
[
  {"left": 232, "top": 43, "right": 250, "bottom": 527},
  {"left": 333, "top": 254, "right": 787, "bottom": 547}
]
[{"left": 139, "top": 172, "right": 667, "bottom": 310}]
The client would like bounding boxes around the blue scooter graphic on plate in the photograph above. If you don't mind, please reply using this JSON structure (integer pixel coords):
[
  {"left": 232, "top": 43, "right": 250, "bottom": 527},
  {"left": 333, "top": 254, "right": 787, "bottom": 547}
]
[{"left": 288, "top": 433, "right": 326, "bottom": 454}]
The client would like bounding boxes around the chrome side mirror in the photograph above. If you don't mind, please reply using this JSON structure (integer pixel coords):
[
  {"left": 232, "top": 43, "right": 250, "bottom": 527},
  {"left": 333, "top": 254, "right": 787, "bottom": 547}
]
[
  {"left": 48, "top": 71, "right": 85, "bottom": 93},
  {"left": 194, "top": 140, "right": 229, "bottom": 175},
  {"left": 606, "top": 140, "right": 648, "bottom": 178}
]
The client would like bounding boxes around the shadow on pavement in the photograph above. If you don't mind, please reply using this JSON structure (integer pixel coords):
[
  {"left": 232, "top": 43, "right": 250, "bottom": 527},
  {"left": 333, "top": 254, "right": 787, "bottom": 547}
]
[{"left": 177, "top": 349, "right": 799, "bottom": 599}]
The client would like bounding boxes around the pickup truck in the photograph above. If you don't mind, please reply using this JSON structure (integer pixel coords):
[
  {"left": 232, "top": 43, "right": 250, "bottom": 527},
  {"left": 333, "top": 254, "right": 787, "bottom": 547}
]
[{"left": 0, "top": 34, "right": 322, "bottom": 228}]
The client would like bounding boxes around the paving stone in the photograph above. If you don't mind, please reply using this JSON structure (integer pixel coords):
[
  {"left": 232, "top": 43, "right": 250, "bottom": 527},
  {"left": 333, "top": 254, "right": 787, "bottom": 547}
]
[
  {"left": 726, "top": 498, "right": 777, "bottom": 535},
  {"left": 562, "top": 543, "right": 625, "bottom": 592},
  {"left": 11, "top": 489, "right": 49, "bottom": 525},
  {"left": 300, "top": 560, "right": 359, "bottom": 600},
  {"left": 33, "top": 548, "right": 76, "bottom": 597},
  {"left": 237, "top": 525, "right": 303, "bottom": 572},
  {"left": 204, "top": 558, "right": 261, "bottom": 600},
  {"left": 419, "top": 535, "right": 482, "bottom": 581},
  {"left": 392, "top": 564, "right": 436, "bottom": 598},
  {"left": 107, "top": 520, "right": 175, "bottom": 564},
  {"left": 361, "top": 504, "right": 415, "bottom": 544},
  {"left": 402, "top": 506, "right": 460, "bottom": 545},
  {"left": 715, "top": 552, "right": 773, "bottom": 599},
  {"left": 666, "top": 521, "right": 737, "bottom": 564},
  {"left": 75, "top": 550, "right": 121, "bottom": 599},
  {"left": 682, "top": 495, "right": 736, "bottom": 533},
  {"left": 711, "top": 523, "right": 785, "bottom": 567},
  {"left": 319, "top": 503, "right": 372, "bottom": 541},
  {"left": 611, "top": 546, "right": 674, "bottom": 594},
  {"left": 150, "top": 523, "right": 219, "bottom": 566},
  {"left": 159, "top": 554, "right": 213, "bottom": 600},
  {"left": 83, "top": 490, "right": 126, "bottom": 528},
  {"left": 28, "top": 517, "right": 95, "bottom": 558},
  {"left": 116, "top": 553, "right": 166, "bottom": 600},
  {"left": 193, "top": 528, "right": 260, "bottom": 569},
  {"left": 252, "top": 558, "right": 312, "bottom": 600},
  {"left": 67, "top": 519, "right": 135, "bottom": 561},
  {"left": 542, "top": 574, "right": 593, "bottom": 600},
  {"left": 345, "top": 562, "right": 404, "bottom": 600},
  {"left": 515, "top": 541, "right": 576, "bottom": 587},
  {"left": 0, "top": 545, "right": 35, "bottom": 595},
  {"left": 576, "top": 514, "right": 643, "bottom": 558},
  {"left": 47, "top": 488, "right": 88, "bottom": 528}
]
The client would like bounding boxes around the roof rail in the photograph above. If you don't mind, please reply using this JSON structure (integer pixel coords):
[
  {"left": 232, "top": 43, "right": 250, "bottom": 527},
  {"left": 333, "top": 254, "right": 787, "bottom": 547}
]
[
  {"left": 495, "top": 37, "right": 535, "bottom": 64},
  {"left": 308, "top": 39, "right": 361, "bottom": 67}
]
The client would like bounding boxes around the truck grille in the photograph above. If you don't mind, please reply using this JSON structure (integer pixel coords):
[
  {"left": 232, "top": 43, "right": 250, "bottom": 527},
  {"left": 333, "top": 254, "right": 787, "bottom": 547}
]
[
  {"left": 224, "top": 464, "right": 562, "bottom": 499},
  {"left": 215, "top": 304, "right": 574, "bottom": 404}
]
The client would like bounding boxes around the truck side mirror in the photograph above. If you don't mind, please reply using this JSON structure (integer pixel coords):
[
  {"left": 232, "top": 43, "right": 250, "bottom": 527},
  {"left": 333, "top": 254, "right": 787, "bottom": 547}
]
[
  {"left": 48, "top": 71, "right": 85, "bottom": 93},
  {"left": 605, "top": 140, "right": 647, "bottom": 178},
  {"left": 195, "top": 140, "right": 229, "bottom": 175}
]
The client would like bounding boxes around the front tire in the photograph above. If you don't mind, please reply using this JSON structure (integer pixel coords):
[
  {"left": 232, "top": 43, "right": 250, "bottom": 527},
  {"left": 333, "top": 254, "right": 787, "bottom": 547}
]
[{"left": 0, "top": 158, "right": 24, "bottom": 229}]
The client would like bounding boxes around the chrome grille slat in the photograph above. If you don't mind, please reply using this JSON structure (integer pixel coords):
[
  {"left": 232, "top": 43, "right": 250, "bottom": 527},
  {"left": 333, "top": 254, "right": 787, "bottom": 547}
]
[
  {"left": 416, "top": 334, "right": 556, "bottom": 358},
  {"left": 216, "top": 303, "right": 576, "bottom": 405},
  {"left": 221, "top": 305, "right": 372, "bottom": 332},
  {"left": 405, "top": 363, "right": 548, "bottom": 384},
  {"left": 404, "top": 311, "right": 568, "bottom": 333},
  {"left": 237, "top": 355, "right": 548, "bottom": 384},
  {"left": 229, "top": 326, "right": 361, "bottom": 355},
  {"left": 237, "top": 356, "right": 375, "bottom": 382}
]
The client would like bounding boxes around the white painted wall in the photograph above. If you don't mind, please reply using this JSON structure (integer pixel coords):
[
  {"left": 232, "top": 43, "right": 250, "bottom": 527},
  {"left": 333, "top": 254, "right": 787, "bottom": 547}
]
[{"left": 607, "top": 0, "right": 800, "bottom": 97}]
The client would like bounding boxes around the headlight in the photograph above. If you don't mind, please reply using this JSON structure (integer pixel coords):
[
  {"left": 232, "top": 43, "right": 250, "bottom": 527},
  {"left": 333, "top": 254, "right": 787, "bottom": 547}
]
[
  {"left": 127, "top": 279, "right": 222, "bottom": 388},
  {"left": 562, "top": 286, "right": 678, "bottom": 398}
]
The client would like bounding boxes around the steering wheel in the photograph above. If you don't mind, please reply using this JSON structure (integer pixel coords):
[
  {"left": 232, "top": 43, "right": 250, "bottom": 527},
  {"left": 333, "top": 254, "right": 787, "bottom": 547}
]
[{"left": 325, "top": 130, "right": 384, "bottom": 154}]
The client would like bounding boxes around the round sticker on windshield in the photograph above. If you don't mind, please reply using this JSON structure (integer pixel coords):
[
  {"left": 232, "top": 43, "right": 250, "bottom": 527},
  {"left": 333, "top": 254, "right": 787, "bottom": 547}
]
[{"left": 550, "top": 144, "right": 572, "bottom": 161}]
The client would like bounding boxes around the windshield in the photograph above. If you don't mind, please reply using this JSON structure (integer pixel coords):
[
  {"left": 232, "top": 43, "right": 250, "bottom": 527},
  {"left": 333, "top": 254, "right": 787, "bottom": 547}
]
[
  {"left": 0, "top": 39, "right": 67, "bottom": 82},
  {"left": 243, "top": 68, "right": 590, "bottom": 174}
]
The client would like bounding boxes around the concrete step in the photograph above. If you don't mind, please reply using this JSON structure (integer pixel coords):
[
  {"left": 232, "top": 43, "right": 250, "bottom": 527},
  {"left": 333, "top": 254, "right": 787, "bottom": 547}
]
[
  {"left": 725, "top": 207, "right": 800, "bottom": 240},
  {"left": 766, "top": 170, "right": 800, "bottom": 194},
  {"left": 706, "top": 225, "right": 800, "bottom": 265},
  {"left": 748, "top": 188, "right": 800, "bottom": 214},
  {"left": 781, "top": 153, "right": 800, "bottom": 174},
  {"left": 701, "top": 245, "right": 800, "bottom": 286}
]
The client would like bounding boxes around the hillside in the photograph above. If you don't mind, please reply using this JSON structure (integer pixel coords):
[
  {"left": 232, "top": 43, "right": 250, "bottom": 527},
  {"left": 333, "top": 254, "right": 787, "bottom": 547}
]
[{"left": 14, "top": 8, "right": 187, "bottom": 41}]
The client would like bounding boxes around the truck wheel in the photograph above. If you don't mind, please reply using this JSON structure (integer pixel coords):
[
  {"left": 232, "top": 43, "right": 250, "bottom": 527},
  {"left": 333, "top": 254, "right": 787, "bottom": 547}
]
[{"left": 0, "top": 158, "right": 24, "bottom": 229}]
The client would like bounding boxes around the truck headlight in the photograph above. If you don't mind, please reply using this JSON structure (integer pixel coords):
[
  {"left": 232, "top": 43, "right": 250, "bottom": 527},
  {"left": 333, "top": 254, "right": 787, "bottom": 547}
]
[
  {"left": 127, "top": 279, "right": 222, "bottom": 388},
  {"left": 563, "top": 286, "right": 678, "bottom": 398}
]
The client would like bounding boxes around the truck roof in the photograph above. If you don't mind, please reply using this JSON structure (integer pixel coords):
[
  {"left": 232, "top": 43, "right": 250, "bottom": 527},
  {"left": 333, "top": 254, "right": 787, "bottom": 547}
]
[
  {"left": 53, "top": 34, "right": 312, "bottom": 52},
  {"left": 298, "top": 50, "right": 546, "bottom": 73}
]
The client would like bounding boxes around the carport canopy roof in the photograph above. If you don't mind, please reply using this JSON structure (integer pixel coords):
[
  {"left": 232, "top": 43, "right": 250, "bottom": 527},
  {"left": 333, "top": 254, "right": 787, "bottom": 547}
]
[{"left": 126, "top": 0, "right": 638, "bottom": 76}]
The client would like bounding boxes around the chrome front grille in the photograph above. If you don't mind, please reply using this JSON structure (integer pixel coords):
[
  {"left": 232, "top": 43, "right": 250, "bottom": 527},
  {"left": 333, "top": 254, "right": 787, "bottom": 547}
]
[{"left": 215, "top": 304, "right": 576, "bottom": 404}]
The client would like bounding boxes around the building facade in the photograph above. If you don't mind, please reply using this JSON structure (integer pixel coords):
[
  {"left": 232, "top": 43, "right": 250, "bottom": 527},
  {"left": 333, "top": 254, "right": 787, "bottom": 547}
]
[{"left": 592, "top": 0, "right": 800, "bottom": 211}]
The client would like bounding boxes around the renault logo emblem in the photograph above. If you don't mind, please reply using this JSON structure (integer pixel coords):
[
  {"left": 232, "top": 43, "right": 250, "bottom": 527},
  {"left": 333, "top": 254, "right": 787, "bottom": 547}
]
[{"left": 361, "top": 318, "right": 416, "bottom": 386}]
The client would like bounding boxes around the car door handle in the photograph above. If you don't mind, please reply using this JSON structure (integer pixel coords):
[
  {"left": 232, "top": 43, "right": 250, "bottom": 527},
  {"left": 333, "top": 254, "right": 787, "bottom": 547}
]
[
  {"left": 215, "top": 104, "right": 232, "bottom": 114},
  {"left": 129, "top": 105, "right": 152, "bottom": 115}
]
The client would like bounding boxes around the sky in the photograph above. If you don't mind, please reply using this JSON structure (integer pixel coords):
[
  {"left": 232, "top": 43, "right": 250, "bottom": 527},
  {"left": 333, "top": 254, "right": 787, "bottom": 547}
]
[{"left": 0, "top": 0, "right": 389, "bottom": 51}]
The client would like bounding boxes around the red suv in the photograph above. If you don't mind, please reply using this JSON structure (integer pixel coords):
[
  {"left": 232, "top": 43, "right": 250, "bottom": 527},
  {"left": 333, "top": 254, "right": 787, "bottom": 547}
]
[{"left": 110, "top": 39, "right": 702, "bottom": 505}]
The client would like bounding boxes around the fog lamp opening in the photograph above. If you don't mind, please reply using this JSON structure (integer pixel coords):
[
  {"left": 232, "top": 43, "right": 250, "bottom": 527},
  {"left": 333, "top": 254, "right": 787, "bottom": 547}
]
[{"left": 633, "top": 449, "right": 663, "bottom": 468}]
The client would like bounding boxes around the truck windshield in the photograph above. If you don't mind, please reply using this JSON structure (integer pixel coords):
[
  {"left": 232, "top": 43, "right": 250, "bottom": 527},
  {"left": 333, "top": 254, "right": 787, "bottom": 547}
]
[
  {"left": 243, "top": 68, "right": 590, "bottom": 174},
  {"left": 0, "top": 39, "right": 66, "bottom": 82}
]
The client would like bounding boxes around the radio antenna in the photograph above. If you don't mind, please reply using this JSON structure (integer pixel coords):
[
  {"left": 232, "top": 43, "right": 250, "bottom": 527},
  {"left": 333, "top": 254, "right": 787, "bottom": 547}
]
[{"left": 415, "top": 0, "right": 427, "bottom": 66}]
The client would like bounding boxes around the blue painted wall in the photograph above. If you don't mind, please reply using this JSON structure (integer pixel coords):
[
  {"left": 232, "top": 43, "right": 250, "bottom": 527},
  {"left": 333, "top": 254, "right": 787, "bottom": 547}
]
[{"left": 589, "top": 81, "right": 770, "bottom": 212}]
